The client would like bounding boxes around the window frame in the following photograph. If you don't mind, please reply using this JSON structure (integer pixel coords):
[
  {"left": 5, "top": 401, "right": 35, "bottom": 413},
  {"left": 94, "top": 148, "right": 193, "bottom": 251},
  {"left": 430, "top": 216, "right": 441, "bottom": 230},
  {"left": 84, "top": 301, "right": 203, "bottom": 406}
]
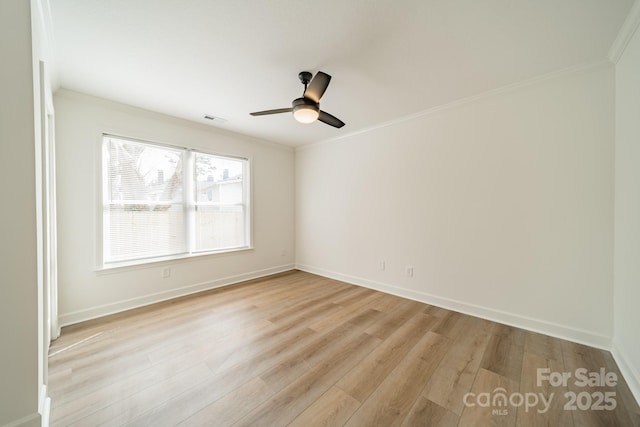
[{"left": 98, "top": 133, "right": 252, "bottom": 270}]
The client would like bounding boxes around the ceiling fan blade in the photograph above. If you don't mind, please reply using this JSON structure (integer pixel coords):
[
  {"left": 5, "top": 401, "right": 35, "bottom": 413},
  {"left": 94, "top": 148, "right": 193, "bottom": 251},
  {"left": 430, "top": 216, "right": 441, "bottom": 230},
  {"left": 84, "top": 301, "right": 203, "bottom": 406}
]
[
  {"left": 304, "top": 71, "right": 331, "bottom": 103},
  {"left": 318, "top": 110, "right": 345, "bottom": 128},
  {"left": 250, "top": 108, "right": 292, "bottom": 116}
]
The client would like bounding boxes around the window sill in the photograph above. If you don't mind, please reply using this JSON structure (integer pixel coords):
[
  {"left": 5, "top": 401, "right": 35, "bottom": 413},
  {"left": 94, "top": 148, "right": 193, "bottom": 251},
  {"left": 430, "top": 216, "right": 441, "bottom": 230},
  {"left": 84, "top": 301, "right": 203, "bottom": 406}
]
[{"left": 95, "top": 246, "right": 254, "bottom": 275}]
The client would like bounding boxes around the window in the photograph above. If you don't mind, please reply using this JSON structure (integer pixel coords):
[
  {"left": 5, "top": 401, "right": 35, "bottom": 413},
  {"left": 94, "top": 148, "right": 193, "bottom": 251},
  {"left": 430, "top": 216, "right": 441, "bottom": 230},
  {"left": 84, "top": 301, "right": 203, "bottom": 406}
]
[{"left": 102, "top": 135, "right": 250, "bottom": 266}]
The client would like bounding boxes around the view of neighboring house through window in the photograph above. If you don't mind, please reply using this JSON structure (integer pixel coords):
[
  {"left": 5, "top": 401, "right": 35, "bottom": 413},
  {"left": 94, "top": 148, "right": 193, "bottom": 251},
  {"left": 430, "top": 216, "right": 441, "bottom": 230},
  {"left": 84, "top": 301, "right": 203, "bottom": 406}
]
[{"left": 102, "top": 135, "right": 250, "bottom": 266}]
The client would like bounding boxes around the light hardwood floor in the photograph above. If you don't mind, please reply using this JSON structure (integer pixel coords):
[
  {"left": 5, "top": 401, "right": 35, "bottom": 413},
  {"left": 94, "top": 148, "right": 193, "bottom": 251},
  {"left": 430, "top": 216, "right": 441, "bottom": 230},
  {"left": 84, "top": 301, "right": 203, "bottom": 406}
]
[{"left": 49, "top": 270, "right": 640, "bottom": 426}]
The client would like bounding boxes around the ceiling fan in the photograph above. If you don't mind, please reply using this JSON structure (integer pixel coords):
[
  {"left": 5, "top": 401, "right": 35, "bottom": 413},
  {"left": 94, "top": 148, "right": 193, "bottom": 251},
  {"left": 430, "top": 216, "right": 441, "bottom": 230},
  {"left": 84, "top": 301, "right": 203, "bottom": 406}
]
[{"left": 250, "top": 71, "right": 345, "bottom": 128}]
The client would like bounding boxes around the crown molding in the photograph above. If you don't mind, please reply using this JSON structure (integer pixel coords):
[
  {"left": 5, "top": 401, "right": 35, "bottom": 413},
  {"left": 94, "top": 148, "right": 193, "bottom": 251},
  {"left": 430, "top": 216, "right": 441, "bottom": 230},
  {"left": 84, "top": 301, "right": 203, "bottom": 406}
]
[
  {"left": 298, "top": 59, "right": 612, "bottom": 152},
  {"left": 609, "top": 0, "right": 640, "bottom": 64}
]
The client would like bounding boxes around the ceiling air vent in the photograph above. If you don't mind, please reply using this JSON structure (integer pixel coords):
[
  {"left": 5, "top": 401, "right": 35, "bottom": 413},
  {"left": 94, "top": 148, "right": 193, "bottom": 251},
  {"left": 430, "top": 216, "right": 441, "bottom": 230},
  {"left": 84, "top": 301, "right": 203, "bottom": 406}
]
[{"left": 203, "top": 115, "right": 227, "bottom": 123}]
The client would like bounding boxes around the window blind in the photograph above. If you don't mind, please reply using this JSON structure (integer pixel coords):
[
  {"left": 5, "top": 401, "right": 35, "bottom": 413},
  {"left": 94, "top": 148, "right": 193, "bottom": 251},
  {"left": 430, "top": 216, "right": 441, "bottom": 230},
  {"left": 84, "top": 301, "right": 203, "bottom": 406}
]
[{"left": 102, "top": 135, "right": 249, "bottom": 265}]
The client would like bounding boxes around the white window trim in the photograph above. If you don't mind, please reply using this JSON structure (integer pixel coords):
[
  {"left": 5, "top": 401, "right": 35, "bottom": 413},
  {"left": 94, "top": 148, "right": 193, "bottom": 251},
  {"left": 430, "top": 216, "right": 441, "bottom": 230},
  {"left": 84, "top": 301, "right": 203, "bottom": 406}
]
[{"left": 97, "top": 133, "right": 253, "bottom": 271}]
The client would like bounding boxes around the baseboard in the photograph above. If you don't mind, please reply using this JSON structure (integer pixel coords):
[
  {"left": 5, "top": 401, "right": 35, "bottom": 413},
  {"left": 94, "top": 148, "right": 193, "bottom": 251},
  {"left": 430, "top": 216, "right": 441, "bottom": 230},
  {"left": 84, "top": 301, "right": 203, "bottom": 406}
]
[
  {"left": 58, "top": 264, "right": 296, "bottom": 326},
  {"left": 39, "top": 384, "right": 50, "bottom": 427},
  {"left": 612, "top": 342, "right": 640, "bottom": 406},
  {"left": 296, "top": 263, "right": 612, "bottom": 350}
]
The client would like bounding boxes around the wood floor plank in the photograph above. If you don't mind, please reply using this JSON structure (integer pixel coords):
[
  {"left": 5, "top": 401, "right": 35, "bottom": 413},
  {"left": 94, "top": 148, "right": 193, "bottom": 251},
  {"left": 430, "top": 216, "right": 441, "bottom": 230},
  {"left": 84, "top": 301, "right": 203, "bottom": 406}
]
[
  {"left": 423, "top": 316, "right": 495, "bottom": 415},
  {"left": 259, "top": 322, "right": 378, "bottom": 393},
  {"left": 423, "top": 304, "right": 450, "bottom": 318},
  {"left": 50, "top": 350, "right": 154, "bottom": 404},
  {"left": 52, "top": 272, "right": 301, "bottom": 347},
  {"left": 52, "top": 362, "right": 210, "bottom": 425},
  {"left": 345, "top": 331, "right": 451, "bottom": 427},
  {"left": 66, "top": 364, "right": 215, "bottom": 426},
  {"left": 47, "top": 270, "right": 640, "bottom": 427},
  {"left": 401, "top": 397, "right": 459, "bottom": 427},
  {"left": 308, "top": 291, "right": 383, "bottom": 333},
  {"left": 368, "top": 292, "right": 408, "bottom": 312},
  {"left": 265, "top": 285, "right": 354, "bottom": 324},
  {"left": 288, "top": 386, "right": 360, "bottom": 427},
  {"left": 50, "top": 298, "right": 269, "bottom": 382},
  {"left": 431, "top": 310, "right": 471, "bottom": 338},
  {"left": 336, "top": 312, "right": 440, "bottom": 403},
  {"left": 364, "top": 298, "right": 425, "bottom": 340},
  {"left": 211, "top": 323, "right": 317, "bottom": 374},
  {"left": 176, "top": 377, "right": 274, "bottom": 427},
  {"left": 51, "top": 315, "right": 274, "bottom": 406},
  {"left": 330, "top": 284, "right": 377, "bottom": 306},
  {"left": 516, "top": 351, "right": 573, "bottom": 427},
  {"left": 523, "top": 329, "right": 564, "bottom": 362},
  {"left": 124, "top": 367, "right": 253, "bottom": 426},
  {"left": 234, "top": 330, "right": 381, "bottom": 426},
  {"left": 127, "top": 328, "right": 342, "bottom": 424},
  {"left": 458, "top": 368, "right": 520, "bottom": 427},
  {"left": 480, "top": 324, "right": 526, "bottom": 383}
]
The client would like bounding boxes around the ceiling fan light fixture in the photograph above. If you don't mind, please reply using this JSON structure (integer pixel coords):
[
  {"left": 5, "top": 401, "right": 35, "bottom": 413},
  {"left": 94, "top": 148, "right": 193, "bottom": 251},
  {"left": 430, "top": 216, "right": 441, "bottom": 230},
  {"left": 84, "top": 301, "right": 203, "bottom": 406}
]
[
  {"left": 292, "top": 97, "right": 319, "bottom": 124},
  {"left": 293, "top": 105, "right": 319, "bottom": 123}
]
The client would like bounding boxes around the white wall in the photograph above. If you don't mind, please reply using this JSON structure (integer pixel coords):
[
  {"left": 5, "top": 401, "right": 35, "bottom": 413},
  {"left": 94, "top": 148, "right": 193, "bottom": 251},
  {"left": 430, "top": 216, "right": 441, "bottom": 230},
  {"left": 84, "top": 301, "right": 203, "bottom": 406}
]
[
  {"left": 0, "top": 1, "right": 46, "bottom": 426},
  {"left": 296, "top": 64, "right": 615, "bottom": 347},
  {"left": 54, "top": 90, "right": 295, "bottom": 325},
  {"left": 613, "top": 14, "right": 640, "bottom": 402}
]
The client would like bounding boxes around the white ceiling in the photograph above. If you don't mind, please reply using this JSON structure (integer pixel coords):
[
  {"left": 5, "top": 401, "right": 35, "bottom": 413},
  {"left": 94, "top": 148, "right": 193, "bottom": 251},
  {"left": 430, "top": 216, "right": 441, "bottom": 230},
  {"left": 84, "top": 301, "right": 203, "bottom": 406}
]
[{"left": 50, "top": 0, "right": 633, "bottom": 147}]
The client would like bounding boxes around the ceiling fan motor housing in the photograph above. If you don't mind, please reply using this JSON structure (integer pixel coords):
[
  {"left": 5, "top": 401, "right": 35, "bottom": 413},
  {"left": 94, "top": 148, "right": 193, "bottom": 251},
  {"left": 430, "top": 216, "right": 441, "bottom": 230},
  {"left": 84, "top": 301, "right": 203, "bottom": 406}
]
[{"left": 292, "top": 97, "right": 318, "bottom": 110}]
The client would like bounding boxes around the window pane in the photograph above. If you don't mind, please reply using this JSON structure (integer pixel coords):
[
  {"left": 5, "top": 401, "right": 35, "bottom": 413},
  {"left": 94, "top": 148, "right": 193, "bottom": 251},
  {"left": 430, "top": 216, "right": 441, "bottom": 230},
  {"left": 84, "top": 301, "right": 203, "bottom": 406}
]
[
  {"left": 193, "top": 152, "right": 248, "bottom": 252},
  {"left": 194, "top": 205, "right": 246, "bottom": 251},
  {"left": 106, "top": 204, "right": 186, "bottom": 262},
  {"left": 108, "top": 139, "right": 183, "bottom": 203},
  {"left": 105, "top": 137, "right": 186, "bottom": 262},
  {"left": 194, "top": 153, "right": 244, "bottom": 204}
]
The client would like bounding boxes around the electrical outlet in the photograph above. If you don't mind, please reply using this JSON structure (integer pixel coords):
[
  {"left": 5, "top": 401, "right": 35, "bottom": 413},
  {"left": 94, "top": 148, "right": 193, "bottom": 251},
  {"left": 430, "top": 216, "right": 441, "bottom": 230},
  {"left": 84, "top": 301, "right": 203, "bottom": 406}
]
[
  {"left": 281, "top": 248, "right": 287, "bottom": 257},
  {"left": 162, "top": 267, "right": 171, "bottom": 278},
  {"left": 379, "top": 260, "right": 385, "bottom": 271},
  {"left": 405, "top": 266, "right": 413, "bottom": 277}
]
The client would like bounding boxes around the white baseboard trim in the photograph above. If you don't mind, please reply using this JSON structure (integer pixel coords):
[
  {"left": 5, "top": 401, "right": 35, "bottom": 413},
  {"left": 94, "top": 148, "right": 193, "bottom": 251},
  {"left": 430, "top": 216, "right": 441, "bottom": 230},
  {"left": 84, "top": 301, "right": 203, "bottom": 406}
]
[
  {"left": 58, "top": 264, "right": 296, "bottom": 327},
  {"left": 296, "top": 263, "right": 612, "bottom": 350},
  {"left": 611, "top": 342, "right": 640, "bottom": 406},
  {"left": 39, "top": 384, "right": 50, "bottom": 427}
]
